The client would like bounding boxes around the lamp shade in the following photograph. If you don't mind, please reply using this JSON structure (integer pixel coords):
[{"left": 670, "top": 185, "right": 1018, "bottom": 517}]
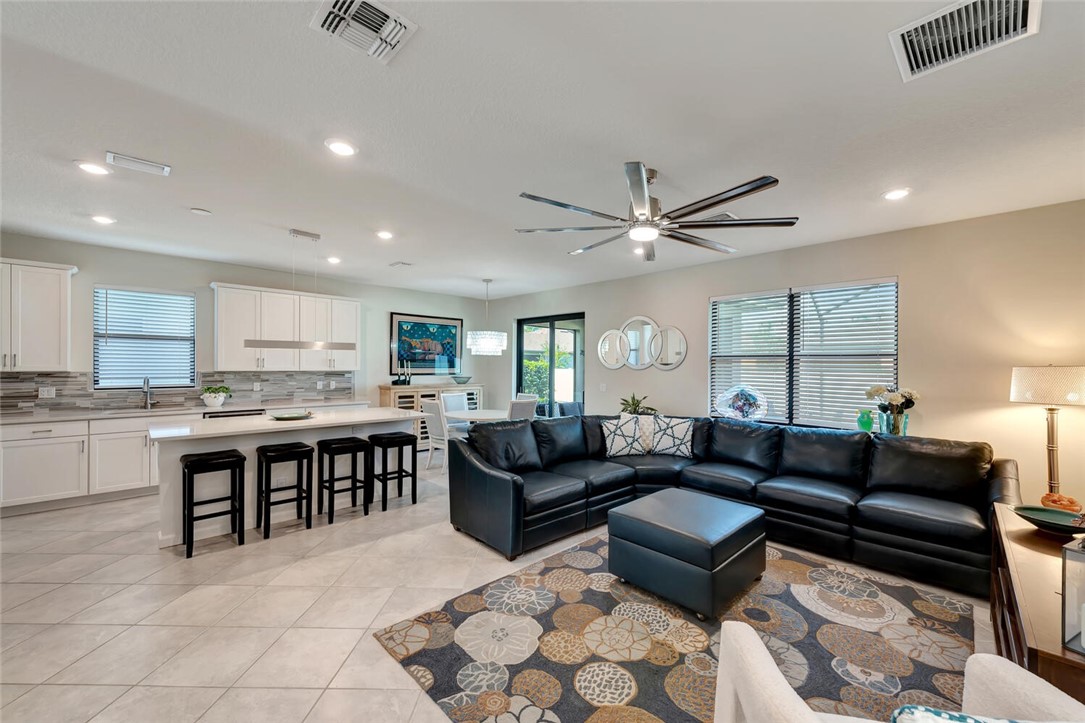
[{"left": 1009, "top": 366, "right": 1085, "bottom": 406}]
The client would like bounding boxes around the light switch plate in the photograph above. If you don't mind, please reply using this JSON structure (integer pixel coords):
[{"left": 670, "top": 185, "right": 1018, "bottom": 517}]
[
  {"left": 316, "top": 381, "right": 324, "bottom": 390},
  {"left": 38, "top": 386, "right": 56, "bottom": 399},
  {"left": 253, "top": 382, "right": 262, "bottom": 392},
  {"left": 599, "top": 383, "right": 606, "bottom": 393},
  {"left": 329, "top": 381, "right": 336, "bottom": 390}
]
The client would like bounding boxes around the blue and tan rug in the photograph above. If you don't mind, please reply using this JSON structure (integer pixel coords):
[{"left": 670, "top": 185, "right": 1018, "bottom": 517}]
[{"left": 375, "top": 535, "right": 974, "bottom": 722}]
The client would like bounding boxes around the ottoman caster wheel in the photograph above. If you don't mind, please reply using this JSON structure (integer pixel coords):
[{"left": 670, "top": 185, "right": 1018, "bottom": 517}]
[
  {"left": 452, "top": 525, "right": 461, "bottom": 532},
  {"left": 618, "top": 578, "right": 626, "bottom": 583},
  {"left": 506, "top": 554, "right": 518, "bottom": 562},
  {"left": 755, "top": 574, "right": 763, "bottom": 581},
  {"left": 696, "top": 613, "right": 706, "bottom": 622}
]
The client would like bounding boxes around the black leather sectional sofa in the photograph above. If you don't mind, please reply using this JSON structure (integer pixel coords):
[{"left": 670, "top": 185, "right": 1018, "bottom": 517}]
[{"left": 447, "top": 415, "right": 1021, "bottom": 597}]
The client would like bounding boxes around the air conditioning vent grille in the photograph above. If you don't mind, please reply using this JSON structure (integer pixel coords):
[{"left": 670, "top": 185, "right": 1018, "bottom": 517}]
[
  {"left": 310, "top": 0, "right": 417, "bottom": 65},
  {"left": 890, "top": 0, "right": 1041, "bottom": 81}
]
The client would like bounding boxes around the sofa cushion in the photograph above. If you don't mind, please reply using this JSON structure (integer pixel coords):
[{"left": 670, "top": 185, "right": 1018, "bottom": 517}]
[
  {"left": 680, "top": 463, "right": 772, "bottom": 501},
  {"left": 690, "top": 417, "right": 712, "bottom": 461},
  {"left": 469, "top": 420, "right": 542, "bottom": 473},
  {"left": 521, "top": 471, "right": 587, "bottom": 515},
  {"left": 532, "top": 416, "right": 588, "bottom": 468},
  {"left": 856, "top": 491, "right": 988, "bottom": 553},
  {"left": 611, "top": 455, "right": 696, "bottom": 487},
  {"left": 709, "top": 419, "right": 781, "bottom": 473},
  {"left": 583, "top": 415, "right": 619, "bottom": 459},
  {"left": 756, "top": 475, "right": 862, "bottom": 522},
  {"left": 550, "top": 459, "right": 636, "bottom": 496},
  {"left": 651, "top": 416, "right": 694, "bottom": 457},
  {"left": 603, "top": 416, "right": 647, "bottom": 457},
  {"left": 778, "top": 427, "right": 871, "bottom": 488},
  {"left": 868, "top": 435, "right": 993, "bottom": 506}
]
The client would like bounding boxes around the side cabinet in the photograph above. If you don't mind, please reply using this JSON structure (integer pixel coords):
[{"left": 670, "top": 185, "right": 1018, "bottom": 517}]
[
  {"left": 214, "top": 285, "right": 261, "bottom": 371},
  {"left": 0, "top": 422, "right": 89, "bottom": 506},
  {"left": 378, "top": 384, "right": 483, "bottom": 450},
  {"left": 7, "top": 262, "right": 74, "bottom": 371},
  {"left": 89, "top": 431, "right": 150, "bottom": 494}
]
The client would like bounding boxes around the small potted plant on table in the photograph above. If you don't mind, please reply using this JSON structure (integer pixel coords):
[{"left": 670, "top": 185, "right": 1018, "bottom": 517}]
[{"left": 200, "top": 385, "right": 231, "bottom": 408}]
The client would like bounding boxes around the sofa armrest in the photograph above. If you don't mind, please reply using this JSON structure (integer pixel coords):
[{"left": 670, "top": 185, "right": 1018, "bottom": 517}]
[
  {"left": 449, "top": 439, "right": 526, "bottom": 559},
  {"left": 986, "top": 458, "right": 1022, "bottom": 523},
  {"left": 963, "top": 653, "right": 1085, "bottom": 720}
]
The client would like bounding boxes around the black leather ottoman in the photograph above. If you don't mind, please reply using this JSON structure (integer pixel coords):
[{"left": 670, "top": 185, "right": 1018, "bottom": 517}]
[{"left": 608, "top": 488, "right": 766, "bottom": 619}]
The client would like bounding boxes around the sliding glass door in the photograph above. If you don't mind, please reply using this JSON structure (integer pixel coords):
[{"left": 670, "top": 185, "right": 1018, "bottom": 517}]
[{"left": 517, "top": 314, "right": 585, "bottom": 418}]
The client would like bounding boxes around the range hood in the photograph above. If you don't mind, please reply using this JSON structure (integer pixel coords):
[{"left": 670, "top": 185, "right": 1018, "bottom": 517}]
[{"left": 244, "top": 339, "right": 357, "bottom": 351}]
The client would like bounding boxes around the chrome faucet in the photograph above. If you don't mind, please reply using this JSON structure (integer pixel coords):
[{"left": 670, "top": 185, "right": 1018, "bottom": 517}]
[{"left": 142, "top": 377, "right": 155, "bottom": 410}]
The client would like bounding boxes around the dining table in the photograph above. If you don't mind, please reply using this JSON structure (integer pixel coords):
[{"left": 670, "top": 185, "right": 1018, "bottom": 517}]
[{"left": 444, "top": 409, "right": 510, "bottom": 423}]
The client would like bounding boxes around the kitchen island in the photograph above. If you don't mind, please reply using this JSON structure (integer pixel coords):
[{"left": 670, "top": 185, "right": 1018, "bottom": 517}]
[{"left": 149, "top": 407, "right": 424, "bottom": 548}]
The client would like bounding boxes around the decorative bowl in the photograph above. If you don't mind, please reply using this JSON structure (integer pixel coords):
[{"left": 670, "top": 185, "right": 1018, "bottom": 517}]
[
  {"left": 1012, "top": 505, "right": 1085, "bottom": 536},
  {"left": 450, "top": 376, "right": 472, "bottom": 385},
  {"left": 270, "top": 412, "right": 313, "bottom": 421}
]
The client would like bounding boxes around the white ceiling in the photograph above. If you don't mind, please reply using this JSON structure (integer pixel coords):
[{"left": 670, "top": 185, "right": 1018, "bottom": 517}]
[{"left": 2, "top": 1, "right": 1083, "bottom": 299}]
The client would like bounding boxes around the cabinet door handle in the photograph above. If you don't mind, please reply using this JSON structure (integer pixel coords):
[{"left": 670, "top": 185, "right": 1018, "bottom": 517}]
[
  {"left": 80, "top": 439, "right": 85, "bottom": 453},
  {"left": 143, "top": 435, "right": 148, "bottom": 447},
  {"left": 2, "top": 353, "right": 6, "bottom": 368},
  {"left": 31, "top": 429, "right": 53, "bottom": 434},
  {"left": 12, "top": 353, "right": 16, "bottom": 368}
]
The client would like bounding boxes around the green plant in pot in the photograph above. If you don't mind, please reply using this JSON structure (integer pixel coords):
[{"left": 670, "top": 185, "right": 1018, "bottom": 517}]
[
  {"left": 200, "top": 385, "right": 231, "bottom": 408},
  {"left": 619, "top": 393, "right": 657, "bottom": 415}
]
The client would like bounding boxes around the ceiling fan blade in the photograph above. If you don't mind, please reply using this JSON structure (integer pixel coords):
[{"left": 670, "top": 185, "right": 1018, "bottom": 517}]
[
  {"left": 665, "top": 217, "right": 798, "bottom": 230},
  {"left": 664, "top": 176, "right": 779, "bottom": 221},
  {"left": 519, "top": 192, "right": 626, "bottom": 222},
  {"left": 624, "top": 161, "right": 651, "bottom": 221},
  {"left": 641, "top": 240, "right": 656, "bottom": 261},
  {"left": 516, "top": 225, "right": 624, "bottom": 233},
  {"left": 569, "top": 232, "right": 628, "bottom": 255},
  {"left": 662, "top": 229, "right": 737, "bottom": 255}
]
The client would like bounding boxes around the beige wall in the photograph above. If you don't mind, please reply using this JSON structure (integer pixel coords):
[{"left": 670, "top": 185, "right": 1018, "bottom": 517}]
[
  {"left": 0, "top": 232, "right": 486, "bottom": 403},
  {"left": 484, "top": 200, "right": 1085, "bottom": 504}
]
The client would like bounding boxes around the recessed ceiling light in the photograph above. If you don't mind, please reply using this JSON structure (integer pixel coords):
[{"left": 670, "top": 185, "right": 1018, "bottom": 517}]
[
  {"left": 91, "top": 215, "right": 116, "bottom": 224},
  {"left": 882, "top": 188, "right": 911, "bottom": 201},
  {"left": 190, "top": 208, "right": 213, "bottom": 216},
  {"left": 327, "top": 257, "right": 341, "bottom": 264},
  {"left": 376, "top": 230, "right": 394, "bottom": 240},
  {"left": 568, "top": 249, "right": 584, "bottom": 255},
  {"left": 633, "top": 247, "right": 644, "bottom": 255},
  {"left": 76, "top": 162, "right": 112, "bottom": 175},
  {"left": 324, "top": 139, "right": 357, "bottom": 156}
]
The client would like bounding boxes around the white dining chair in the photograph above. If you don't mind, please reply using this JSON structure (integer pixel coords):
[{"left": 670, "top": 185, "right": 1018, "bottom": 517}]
[
  {"left": 507, "top": 399, "right": 537, "bottom": 421},
  {"left": 516, "top": 393, "right": 539, "bottom": 401},
  {"left": 440, "top": 392, "right": 471, "bottom": 433},
  {"left": 421, "top": 400, "right": 463, "bottom": 471}
]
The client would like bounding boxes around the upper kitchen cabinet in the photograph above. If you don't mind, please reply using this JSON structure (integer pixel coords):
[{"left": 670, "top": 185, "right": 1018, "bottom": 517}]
[
  {"left": 212, "top": 282, "right": 360, "bottom": 372},
  {"left": 1, "top": 259, "right": 77, "bottom": 372}
]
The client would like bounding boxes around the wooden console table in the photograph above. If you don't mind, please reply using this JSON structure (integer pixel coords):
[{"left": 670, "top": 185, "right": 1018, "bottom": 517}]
[
  {"left": 991, "top": 502, "right": 1085, "bottom": 702},
  {"left": 378, "top": 383, "right": 484, "bottom": 450}
]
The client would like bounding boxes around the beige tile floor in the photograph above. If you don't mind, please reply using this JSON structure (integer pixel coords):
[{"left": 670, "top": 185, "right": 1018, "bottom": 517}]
[{"left": 0, "top": 462, "right": 995, "bottom": 722}]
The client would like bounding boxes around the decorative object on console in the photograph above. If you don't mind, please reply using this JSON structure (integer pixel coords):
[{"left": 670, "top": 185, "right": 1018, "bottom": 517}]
[
  {"left": 465, "top": 279, "right": 507, "bottom": 357},
  {"left": 715, "top": 384, "right": 768, "bottom": 420},
  {"left": 856, "top": 409, "right": 875, "bottom": 432},
  {"left": 200, "top": 385, "right": 230, "bottom": 408},
  {"left": 450, "top": 375, "right": 472, "bottom": 385},
  {"left": 1064, "top": 538, "right": 1085, "bottom": 656},
  {"left": 1011, "top": 505, "right": 1085, "bottom": 536},
  {"left": 597, "top": 316, "right": 687, "bottom": 371},
  {"left": 866, "top": 384, "right": 920, "bottom": 436},
  {"left": 1009, "top": 365, "right": 1085, "bottom": 507},
  {"left": 390, "top": 312, "right": 462, "bottom": 374}
]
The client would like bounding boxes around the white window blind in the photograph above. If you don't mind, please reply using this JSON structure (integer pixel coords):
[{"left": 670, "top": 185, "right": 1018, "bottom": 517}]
[
  {"left": 708, "top": 280, "right": 898, "bottom": 428},
  {"left": 93, "top": 288, "right": 196, "bottom": 389},
  {"left": 709, "top": 292, "right": 790, "bottom": 422},
  {"left": 793, "top": 282, "right": 898, "bottom": 427}
]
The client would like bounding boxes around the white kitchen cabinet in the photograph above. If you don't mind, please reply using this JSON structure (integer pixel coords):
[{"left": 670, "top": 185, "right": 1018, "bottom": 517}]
[
  {"left": 89, "top": 431, "right": 150, "bottom": 494},
  {"left": 0, "top": 259, "right": 75, "bottom": 372},
  {"left": 331, "top": 299, "right": 360, "bottom": 371},
  {"left": 260, "top": 291, "right": 300, "bottom": 370},
  {"left": 214, "top": 285, "right": 261, "bottom": 371},
  {"left": 1, "top": 436, "right": 88, "bottom": 506},
  {"left": 299, "top": 295, "right": 332, "bottom": 370}
]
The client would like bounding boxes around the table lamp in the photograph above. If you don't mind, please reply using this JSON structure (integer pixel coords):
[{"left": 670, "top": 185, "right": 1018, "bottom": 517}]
[{"left": 1009, "top": 365, "right": 1085, "bottom": 507}]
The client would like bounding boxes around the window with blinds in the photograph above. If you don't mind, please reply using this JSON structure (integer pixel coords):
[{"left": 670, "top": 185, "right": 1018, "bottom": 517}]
[
  {"left": 709, "top": 280, "right": 897, "bottom": 428},
  {"left": 93, "top": 287, "right": 196, "bottom": 389}
]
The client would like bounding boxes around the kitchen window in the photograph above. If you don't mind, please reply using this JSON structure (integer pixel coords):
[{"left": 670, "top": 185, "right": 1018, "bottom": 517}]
[
  {"left": 93, "top": 287, "right": 196, "bottom": 389},
  {"left": 709, "top": 279, "right": 898, "bottom": 427}
]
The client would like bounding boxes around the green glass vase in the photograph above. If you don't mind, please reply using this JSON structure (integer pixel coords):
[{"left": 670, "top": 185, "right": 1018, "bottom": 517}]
[{"left": 856, "top": 410, "right": 874, "bottom": 433}]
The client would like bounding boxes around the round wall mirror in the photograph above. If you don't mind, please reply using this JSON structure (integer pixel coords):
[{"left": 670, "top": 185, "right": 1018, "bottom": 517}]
[
  {"left": 597, "top": 329, "right": 625, "bottom": 370},
  {"left": 650, "top": 326, "right": 687, "bottom": 370},
  {"left": 620, "top": 316, "right": 659, "bottom": 370}
]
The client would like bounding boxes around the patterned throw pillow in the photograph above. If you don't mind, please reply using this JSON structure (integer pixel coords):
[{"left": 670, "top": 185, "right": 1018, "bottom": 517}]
[
  {"left": 651, "top": 416, "right": 694, "bottom": 457},
  {"left": 891, "top": 705, "right": 1023, "bottom": 723},
  {"left": 620, "top": 413, "right": 656, "bottom": 451},
  {"left": 602, "top": 415, "right": 646, "bottom": 457}
]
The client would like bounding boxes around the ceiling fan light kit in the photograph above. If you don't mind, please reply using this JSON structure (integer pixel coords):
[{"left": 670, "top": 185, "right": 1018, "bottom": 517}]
[
  {"left": 466, "top": 279, "right": 508, "bottom": 356},
  {"left": 518, "top": 161, "right": 798, "bottom": 260}
]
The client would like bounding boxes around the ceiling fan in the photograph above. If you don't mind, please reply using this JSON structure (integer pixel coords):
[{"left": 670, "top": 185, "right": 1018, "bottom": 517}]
[{"left": 517, "top": 162, "right": 798, "bottom": 261}]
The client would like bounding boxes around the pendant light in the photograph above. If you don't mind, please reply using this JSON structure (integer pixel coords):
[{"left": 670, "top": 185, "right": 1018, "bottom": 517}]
[{"left": 466, "top": 279, "right": 507, "bottom": 356}]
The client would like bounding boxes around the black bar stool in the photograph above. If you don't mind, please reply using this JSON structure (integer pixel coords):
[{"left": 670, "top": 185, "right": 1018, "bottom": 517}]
[
  {"left": 316, "top": 436, "right": 372, "bottom": 524},
  {"left": 179, "top": 449, "right": 246, "bottom": 558},
  {"left": 369, "top": 432, "right": 418, "bottom": 511},
  {"left": 255, "top": 442, "right": 314, "bottom": 539}
]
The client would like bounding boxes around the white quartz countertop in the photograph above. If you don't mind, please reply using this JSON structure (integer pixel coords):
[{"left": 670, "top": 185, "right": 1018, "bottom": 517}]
[
  {"left": 0, "top": 398, "right": 370, "bottom": 425},
  {"left": 149, "top": 407, "right": 422, "bottom": 441}
]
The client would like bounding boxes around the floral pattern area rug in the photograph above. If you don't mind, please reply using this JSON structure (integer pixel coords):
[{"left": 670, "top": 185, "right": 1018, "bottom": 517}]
[{"left": 374, "top": 535, "right": 974, "bottom": 723}]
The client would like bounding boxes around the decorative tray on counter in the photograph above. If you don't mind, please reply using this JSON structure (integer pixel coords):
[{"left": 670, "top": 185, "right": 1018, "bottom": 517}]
[{"left": 269, "top": 412, "right": 314, "bottom": 421}]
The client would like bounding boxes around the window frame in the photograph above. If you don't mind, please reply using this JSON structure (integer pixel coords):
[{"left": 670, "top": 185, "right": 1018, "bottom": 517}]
[
  {"left": 92, "top": 284, "right": 197, "bottom": 390},
  {"left": 708, "top": 277, "right": 898, "bottom": 429}
]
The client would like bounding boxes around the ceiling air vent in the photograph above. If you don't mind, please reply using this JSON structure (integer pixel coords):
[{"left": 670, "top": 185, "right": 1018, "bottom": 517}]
[
  {"left": 889, "top": 0, "right": 1042, "bottom": 82},
  {"left": 310, "top": 0, "right": 418, "bottom": 65}
]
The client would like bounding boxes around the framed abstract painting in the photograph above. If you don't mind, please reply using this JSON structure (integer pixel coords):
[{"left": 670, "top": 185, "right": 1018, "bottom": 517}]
[{"left": 389, "top": 313, "right": 463, "bottom": 375}]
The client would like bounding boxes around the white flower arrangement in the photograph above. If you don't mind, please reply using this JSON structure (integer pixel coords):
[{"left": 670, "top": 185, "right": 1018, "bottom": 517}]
[{"left": 865, "top": 384, "right": 920, "bottom": 415}]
